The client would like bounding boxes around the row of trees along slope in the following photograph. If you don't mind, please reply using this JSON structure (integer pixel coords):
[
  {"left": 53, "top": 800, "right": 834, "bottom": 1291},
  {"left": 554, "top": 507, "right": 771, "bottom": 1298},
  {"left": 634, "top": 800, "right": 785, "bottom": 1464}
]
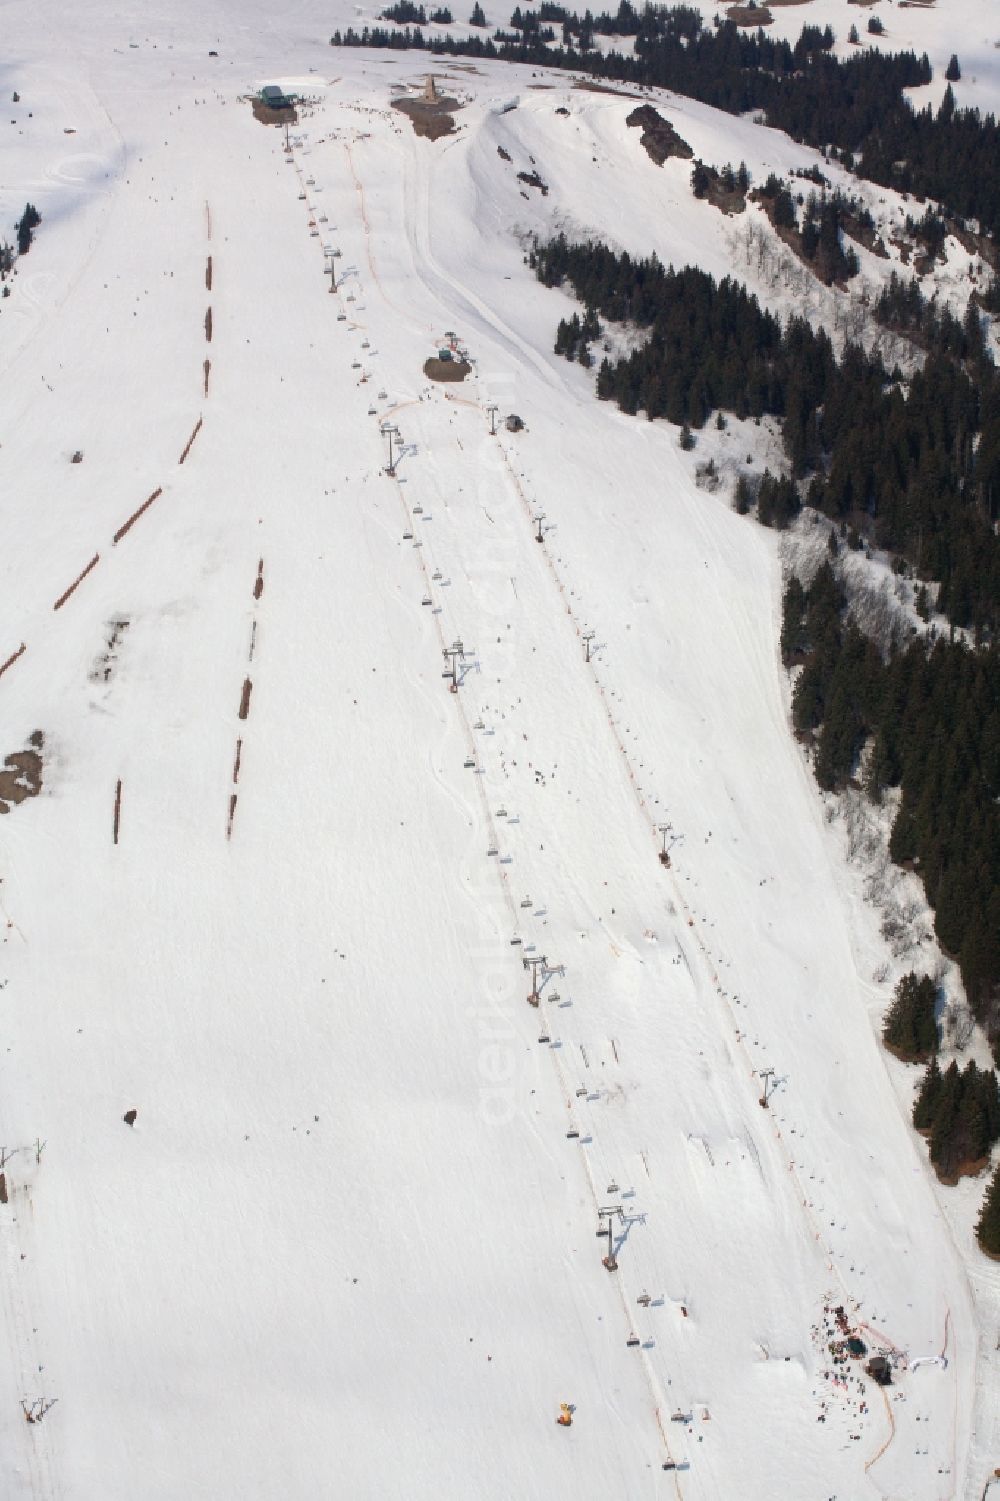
[
  {"left": 331, "top": 6, "right": 1000, "bottom": 241},
  {"left": 531, "top": 233, "right": 1000, "bottom": 1253},
  {"left": 332, "top": 0, "right": 1000, "bottom": 1256}
]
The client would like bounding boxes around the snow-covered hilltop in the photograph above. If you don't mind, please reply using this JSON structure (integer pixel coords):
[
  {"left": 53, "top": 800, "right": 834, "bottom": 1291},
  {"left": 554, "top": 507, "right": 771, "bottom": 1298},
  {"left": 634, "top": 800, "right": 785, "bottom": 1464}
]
[{"left": 0, "top": 1, "right": 998, "bottom": 1497}]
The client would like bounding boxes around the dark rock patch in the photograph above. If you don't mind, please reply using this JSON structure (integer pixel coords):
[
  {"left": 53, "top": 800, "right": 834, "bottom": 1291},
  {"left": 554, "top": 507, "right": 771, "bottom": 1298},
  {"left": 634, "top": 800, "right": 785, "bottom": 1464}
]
[{"left": 625, "top": 105, "right": 693, "bottom": 166}]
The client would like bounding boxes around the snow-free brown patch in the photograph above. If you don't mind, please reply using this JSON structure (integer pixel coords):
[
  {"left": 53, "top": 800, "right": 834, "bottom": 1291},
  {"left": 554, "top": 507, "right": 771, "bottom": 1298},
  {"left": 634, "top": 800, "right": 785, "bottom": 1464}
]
[
  {"left": 0, "top": 732, "right": 43, "bottom": 815},
  {"left": 424, "top": 357, "right": 471, "bottom": 382},
  {"left": 393, "top": 94, "right": 460, "bottom": 140},
  {"left": 250, "top": 98, "right": 298, "bottom": 127}
]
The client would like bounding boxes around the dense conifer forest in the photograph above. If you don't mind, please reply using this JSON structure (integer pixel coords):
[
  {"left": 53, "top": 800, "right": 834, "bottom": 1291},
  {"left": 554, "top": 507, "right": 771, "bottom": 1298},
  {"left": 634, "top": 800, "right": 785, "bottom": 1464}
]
[
  {"left": 882, "top": 971, "right": 939, "bottom": 1063},
  {"left": 331, "top": 6, "right": 1000, "bottom": 239},
  {"left": 531, "top": 236, "right": 1000, "bottom": 635},
  {"left": 912, "top": 1055, "right": 1000, "bottom": 1183},
  {"left": 530, "top": 235, "right": 999, "bottom": 1105},
  {"left": 331, "top": 0, "right": 1000, "bottom": 1241},
  {"left": 784, "top": 566, "right": 999, "bottom": 1022}
]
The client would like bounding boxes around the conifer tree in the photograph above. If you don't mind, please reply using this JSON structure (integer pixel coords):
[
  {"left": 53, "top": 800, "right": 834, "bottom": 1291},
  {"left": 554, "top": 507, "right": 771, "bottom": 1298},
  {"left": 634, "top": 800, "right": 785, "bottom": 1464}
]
[
  {"left": 977, "top": 1160, "right": 1000, "bottom": 1257},
  {"left": 929, "top": 1061, "right": 962, "bottom": 1176},
  {"left": 883, "top": 972, "right": 937, "bottom": 1061},
  {"left": 913, "top": 1055, "right": 942, "bottom": 1131},
  {"left": 780, "top": 576, "right": 807, "bottom": 664}
]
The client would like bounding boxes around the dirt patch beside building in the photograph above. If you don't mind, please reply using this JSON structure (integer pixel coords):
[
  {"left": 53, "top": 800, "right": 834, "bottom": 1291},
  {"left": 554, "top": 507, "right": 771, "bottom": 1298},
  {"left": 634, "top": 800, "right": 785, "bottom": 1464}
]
[
  {"left": 393, "top": 94, "right": 460, "bottom": 140},
  {"left": 251, "top": 98, "right": 298, "bottom": 127},
  {"left": 424, "top": 357, "right": 471, "bottom": 382}
]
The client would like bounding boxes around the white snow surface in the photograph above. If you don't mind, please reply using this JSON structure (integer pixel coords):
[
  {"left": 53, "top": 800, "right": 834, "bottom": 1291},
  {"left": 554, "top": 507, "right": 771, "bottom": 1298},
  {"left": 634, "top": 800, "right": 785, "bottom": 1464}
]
[{"left": 0, "top": 3, "right": 997, "bottom": 1499}]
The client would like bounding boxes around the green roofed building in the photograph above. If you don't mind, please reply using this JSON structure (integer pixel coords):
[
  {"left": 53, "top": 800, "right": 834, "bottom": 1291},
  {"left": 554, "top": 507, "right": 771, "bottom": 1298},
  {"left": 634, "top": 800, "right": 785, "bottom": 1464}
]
[{"left": 260, "top": 85, "right": 292, "bottom": 109}]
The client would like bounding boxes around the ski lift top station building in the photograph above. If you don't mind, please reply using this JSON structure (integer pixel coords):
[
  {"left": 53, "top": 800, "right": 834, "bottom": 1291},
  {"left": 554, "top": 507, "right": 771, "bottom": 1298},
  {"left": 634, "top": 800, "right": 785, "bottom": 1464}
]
[{"left": 259, "top": 84, "right": 292, "bottom": 109}]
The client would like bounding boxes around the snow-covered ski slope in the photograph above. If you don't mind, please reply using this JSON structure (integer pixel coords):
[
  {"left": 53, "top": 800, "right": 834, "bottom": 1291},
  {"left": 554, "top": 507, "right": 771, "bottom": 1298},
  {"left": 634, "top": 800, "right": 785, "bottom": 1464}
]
[{"left": 0, "top": 2, "right": 998, "bottom": 1497}]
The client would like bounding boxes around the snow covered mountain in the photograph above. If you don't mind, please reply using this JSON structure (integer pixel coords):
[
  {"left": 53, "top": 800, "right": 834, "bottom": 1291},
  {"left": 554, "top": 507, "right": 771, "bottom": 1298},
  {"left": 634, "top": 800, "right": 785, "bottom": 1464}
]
[{"left": 0, "top": 1, "right": 998, "bottom": 1497}]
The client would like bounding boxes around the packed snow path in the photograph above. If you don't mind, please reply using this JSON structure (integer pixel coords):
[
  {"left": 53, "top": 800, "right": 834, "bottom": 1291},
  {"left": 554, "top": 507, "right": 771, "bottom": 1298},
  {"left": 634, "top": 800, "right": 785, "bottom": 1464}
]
[{"left": 0, "top": 7, "right": 995, "bottom": 1499}]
